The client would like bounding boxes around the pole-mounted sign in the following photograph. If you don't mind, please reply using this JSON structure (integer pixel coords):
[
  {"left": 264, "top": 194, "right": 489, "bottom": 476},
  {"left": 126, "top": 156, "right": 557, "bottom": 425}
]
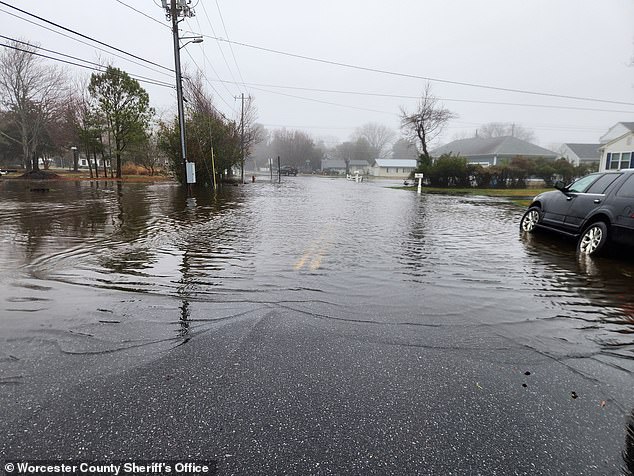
[{"left": 414, "top": 173, "right": 424, "bottom": 194}]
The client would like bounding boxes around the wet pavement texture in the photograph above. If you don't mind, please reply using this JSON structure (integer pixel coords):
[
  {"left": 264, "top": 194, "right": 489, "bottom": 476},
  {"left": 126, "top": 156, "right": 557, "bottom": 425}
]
[{"left": 1, "top": 177, "right": 633, "bottom": 475}]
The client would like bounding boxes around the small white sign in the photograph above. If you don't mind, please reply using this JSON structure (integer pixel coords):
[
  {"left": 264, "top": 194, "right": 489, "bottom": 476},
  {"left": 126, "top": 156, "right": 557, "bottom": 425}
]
[
  {"left": 186, "top": 162, "right": 196, "bottom": 184},
  {"left": 414, "top": 173, "right": 424, "bottom": 179}
]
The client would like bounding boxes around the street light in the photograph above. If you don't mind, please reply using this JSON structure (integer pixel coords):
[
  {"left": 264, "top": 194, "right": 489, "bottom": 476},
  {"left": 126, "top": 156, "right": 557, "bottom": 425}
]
[{"left": 180, "top": 36, "right": 203, "bottom": 49}]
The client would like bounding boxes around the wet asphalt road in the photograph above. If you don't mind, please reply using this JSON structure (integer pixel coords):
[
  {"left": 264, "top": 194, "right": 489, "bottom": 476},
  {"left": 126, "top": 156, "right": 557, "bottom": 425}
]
[{"left": 1, "top": 177, "right": 634, "bottom": 475}]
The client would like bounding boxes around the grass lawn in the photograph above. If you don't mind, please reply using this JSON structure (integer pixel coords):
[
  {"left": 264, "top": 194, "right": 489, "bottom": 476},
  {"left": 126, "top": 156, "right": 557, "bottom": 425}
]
[{"left": 2, "top": 169, "right": 172, "bottom": 183}]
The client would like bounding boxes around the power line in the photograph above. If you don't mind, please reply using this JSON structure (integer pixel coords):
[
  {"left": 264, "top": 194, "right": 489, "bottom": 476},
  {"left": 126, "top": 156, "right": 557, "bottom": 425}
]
[
  {"left": 213, "top": 0, "right": 248, "bottom": 93},
  {"left": 0, "top": 42, "right": 174, "bottom": 89},
  {"left": 181, "top": 48, "right": 238, "bottom": 117},
  {"left": 191, "top": 15, "right": 241, "bottom": 104},
  {"left": 113, "top": 0, "right": 242, "bottom": 108},
  {"left": 206, "top": 78, "right": 634, "bottom": 115},
  {"left": 0, "top": 35, "right": 174, "bottom": 88},
  {"left": 0, "top": 6, "right": 174, "bottom": 79},
  {"left": 113, "top": 0, "right": 170, "bottom": 30},
  {"left": 200, "top": 34, "right": 634, "bottom": 107},
  {"left": 197, "top": 2, "right": 244, "bottom": 96},
  {"left": 0, "top": 1, "right": 173, "bottom": 73},
  {"left": 248, "top": 85, "right": 396, "bottom": 116}
]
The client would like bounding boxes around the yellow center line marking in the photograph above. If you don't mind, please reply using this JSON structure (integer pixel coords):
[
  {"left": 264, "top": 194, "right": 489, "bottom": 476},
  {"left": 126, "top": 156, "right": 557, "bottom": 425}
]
[
  {"left": 293, "top": 252, "right": 311, "bottom": 271},
  {"left": 309, "top": 253, "right": 323, "bottom": 270},
  {"left": 293, "top": 225, "right": 335, "bottom": 271}
]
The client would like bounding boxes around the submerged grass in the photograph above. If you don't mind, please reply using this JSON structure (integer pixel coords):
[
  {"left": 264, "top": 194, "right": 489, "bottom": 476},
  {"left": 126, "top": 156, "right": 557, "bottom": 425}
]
[{"left": 399, "top": 186, "right": 551, "bottom": 207}]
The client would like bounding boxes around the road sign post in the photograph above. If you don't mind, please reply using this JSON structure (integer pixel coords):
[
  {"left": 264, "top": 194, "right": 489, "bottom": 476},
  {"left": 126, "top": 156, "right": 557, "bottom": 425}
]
[{"left": 414, "top": 173, "right": 424, "bottom": 194}]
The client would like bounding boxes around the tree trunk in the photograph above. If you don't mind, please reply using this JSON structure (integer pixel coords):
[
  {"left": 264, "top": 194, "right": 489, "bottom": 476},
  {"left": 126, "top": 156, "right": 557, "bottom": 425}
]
[
  {"left": 84, "top": 141, "right": 93, "bottom": 178},
  {"left": 115, "top": 136, "right": 122, "bottom": 178},
  {"left": 31, "top": 150, "right": 39, "bottom": 172},
  {"left": 87, "top": 151, "right": 93, "bottom": 178},
  {"left": 116, "top": 152, "right": 122, "bottom": 178},
  {"left": 93, "top": 147, "right": 99, "bottom": 179},
  {"left": 22, "top": 143, "right": 31, "bottom": 171}
]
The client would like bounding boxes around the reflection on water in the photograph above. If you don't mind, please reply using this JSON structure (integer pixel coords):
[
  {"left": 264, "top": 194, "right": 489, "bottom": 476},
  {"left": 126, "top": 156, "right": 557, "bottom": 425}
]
[{"left": 1, "top": 177, "right": 634, "bottom": 467}]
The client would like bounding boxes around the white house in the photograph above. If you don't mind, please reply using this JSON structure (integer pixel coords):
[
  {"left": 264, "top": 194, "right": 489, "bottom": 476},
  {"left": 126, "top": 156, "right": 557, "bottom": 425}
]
[
  {"left": 370, "top": 159, "right": 417, "bottom": 178},
  {"left": 560, "top": 143, "right": 601, "bottom": 170},
  {"left": 598, "top": 123, "right": 634, "bottom": 172}
]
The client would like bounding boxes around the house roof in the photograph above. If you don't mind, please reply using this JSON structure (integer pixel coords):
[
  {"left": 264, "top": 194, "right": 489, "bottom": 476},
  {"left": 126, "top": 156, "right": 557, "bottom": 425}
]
[
  {"left": 374, "top": 159, "right": 417, "bottom": 168},
  {"left": 600, "top": 122, "right": 634, "bottom": 143},
  {"left": 432, "top": 136, "right": 558, "bottom": 159},
  {"left": 321, "top": 159, "right": 346, "bottom": 169},
  {"left": 563, "top": 143, "right": 601, "bottom": 159},
  {"left": 321, "top": 159, "right": 370, "bottom": 169}
]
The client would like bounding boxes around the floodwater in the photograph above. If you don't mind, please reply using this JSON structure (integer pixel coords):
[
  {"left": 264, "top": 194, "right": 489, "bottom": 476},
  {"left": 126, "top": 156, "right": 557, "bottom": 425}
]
[{"left": 1, "top": 176, "right": 633, "bottom": 474}]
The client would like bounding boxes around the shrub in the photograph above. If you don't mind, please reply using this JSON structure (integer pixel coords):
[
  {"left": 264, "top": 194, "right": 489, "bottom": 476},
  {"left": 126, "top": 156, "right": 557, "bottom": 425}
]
[{"left": 121, "top": 162, "right": 149, "bottom": 175}]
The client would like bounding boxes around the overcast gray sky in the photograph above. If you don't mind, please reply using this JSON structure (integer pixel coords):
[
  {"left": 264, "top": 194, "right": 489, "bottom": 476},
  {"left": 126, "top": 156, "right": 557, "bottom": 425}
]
[{"left": 2, "top": 0, "right": 634, "bottom": 150}]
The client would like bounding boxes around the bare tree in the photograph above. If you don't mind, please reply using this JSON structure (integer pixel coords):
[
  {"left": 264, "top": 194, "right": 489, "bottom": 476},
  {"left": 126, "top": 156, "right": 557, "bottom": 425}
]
[
  {"left": 129, "top": 131, "right": 162, "bottom": 176},
  {"left": 400, "top": 82, "right": 456, "bottom": 163},
  {"left": 391, "top": 138, "right": 418, "bottom": 161},
  {"left": 0, "top": 40, "right": 66, "bottom": 171},
  {"left": 478, "top": 122, "right": 536, "bottom": 143},
  {"left": 353, "top": 122, "right": 395, "bottom": 160},
  {"left": 241, "top": 97, "right": 264, "bottom": 173}
]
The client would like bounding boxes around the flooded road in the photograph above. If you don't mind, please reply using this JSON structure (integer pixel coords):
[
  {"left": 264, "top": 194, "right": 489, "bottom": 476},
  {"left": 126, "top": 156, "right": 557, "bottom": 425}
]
[{"left": 1, "top": 177, "right": 634, "bottom": 474}]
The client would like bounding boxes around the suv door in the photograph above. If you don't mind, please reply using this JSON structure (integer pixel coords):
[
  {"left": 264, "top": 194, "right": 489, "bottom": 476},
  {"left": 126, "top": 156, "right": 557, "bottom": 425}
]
[
  {"left": 564, "top": 173, "right": 622, "bottom": 231},
  {"left": 542, "top": 174, "right": 602, "bottom": 228},
  {"left": 610, "top": 173, "right": 634, "bottom": 245}
]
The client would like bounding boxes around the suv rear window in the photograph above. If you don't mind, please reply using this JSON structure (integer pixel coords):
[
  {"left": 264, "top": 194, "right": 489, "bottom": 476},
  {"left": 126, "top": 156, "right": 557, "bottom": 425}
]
[
  {"left": 585, "top": 173, "right": 620, "bottom": 194},
  {"left": 616, "top": 174, "right": 634, "bottom": 197}
]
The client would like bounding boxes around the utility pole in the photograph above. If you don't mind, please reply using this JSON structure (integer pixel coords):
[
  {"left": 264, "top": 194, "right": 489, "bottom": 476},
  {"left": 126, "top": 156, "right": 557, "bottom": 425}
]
[
  {"left": 162, "top": 0, "right": 197, "bottom": 188},
  {"left": 235, "top": 93, "right": 251, "bottom": 184},
  {"left": 240, "top": 92, "right": 245, "bottom": 184}
]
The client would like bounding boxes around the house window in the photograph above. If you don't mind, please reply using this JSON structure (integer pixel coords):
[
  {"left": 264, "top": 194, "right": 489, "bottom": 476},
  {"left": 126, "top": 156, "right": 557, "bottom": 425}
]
[{"left": 609, "top": 152, "right": 633, "bottom": 169}]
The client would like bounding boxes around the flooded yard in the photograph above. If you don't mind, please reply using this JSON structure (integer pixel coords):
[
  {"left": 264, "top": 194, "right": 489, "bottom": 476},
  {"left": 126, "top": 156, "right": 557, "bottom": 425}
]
[{"left": 1, "top": 177, "right": 633, "bottom": 474}]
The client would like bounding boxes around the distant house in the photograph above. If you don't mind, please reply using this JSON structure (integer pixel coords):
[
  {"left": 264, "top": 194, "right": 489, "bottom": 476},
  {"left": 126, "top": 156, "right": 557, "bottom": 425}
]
[
  {"left": 370, "top": 159, "right": 417, "bottom": 178},
  {"left": 431, "top": 136, "right": 558, "bottom": 166},
  {"left": 598, "top": 122, "right": 634, "bottom": 172},
  {"left": 321, "top": 158, "right": 370, "bottom": 174},
  {"left": 560, "top": 143, "right": 601, "bottom": 170}
]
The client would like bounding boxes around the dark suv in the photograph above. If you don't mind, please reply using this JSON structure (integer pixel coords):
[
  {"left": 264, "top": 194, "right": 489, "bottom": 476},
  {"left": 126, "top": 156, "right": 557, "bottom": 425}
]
[
  {"left": 280, "top": 165, "right": 298, "bottom": 176},
  {"left": 520, "top": 169, "right": 634, "bottom": 255}
]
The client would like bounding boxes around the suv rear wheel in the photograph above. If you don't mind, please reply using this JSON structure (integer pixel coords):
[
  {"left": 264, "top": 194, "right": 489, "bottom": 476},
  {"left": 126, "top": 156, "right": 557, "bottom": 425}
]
[{"left": 577, "top": 221, "right": 608, "bottom": 256}]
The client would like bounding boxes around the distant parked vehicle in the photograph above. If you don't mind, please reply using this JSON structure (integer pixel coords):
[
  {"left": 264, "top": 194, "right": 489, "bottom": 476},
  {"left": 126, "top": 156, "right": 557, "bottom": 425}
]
[
  {"left": 279, "top": 165, "right": 298, "bottom": 176},
  {"left": 520, "top": 169, "right": 634, "bottom": 256}
]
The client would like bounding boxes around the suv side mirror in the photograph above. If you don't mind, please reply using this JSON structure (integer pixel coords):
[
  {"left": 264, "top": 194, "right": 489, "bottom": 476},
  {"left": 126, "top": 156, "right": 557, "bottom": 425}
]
[{"left": 554, "top": 180, "right": 567, "bottom": 192}]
